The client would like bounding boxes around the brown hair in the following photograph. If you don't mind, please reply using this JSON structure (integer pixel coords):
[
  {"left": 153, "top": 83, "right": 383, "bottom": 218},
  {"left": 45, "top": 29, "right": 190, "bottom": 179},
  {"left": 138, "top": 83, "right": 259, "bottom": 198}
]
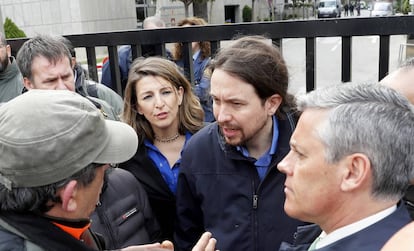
[
  {"left": 121, "top": 57, "right": 204, "bottom": 145},
  {"left": 173, "top": 17, "right": 211, "bottom": 61}
]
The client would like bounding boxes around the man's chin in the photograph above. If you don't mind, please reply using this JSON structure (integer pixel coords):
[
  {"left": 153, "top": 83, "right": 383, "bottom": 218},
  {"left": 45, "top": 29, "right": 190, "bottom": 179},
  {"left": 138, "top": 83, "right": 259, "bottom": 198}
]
[
  {"left": 224, "top": 136, "right": 243, "bottom": 146},
  {"left": 284, "top": 205, "right": 308, "bottom": 222}
]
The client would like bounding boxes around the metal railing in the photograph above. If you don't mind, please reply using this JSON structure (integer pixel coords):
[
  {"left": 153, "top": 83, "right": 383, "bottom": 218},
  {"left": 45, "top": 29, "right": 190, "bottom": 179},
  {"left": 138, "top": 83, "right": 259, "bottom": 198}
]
[{"left": 8, "top": 15, "right": 414, "bottom": 96}]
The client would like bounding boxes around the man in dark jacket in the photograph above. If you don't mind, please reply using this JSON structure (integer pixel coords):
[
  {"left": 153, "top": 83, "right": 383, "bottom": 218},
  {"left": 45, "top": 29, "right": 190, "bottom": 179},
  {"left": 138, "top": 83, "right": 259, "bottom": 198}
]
[
  {"left": 0, "top": 90, "right": 140, "bottom": 250},
  {"left": 175, "top": 35, "right": 305, "bottom": 251},
  {"left": 277, "top": 83, "right": 413, "bottom": 250},
  {"left": 91, "top": 167, "right": 161, "bottom": 249}
]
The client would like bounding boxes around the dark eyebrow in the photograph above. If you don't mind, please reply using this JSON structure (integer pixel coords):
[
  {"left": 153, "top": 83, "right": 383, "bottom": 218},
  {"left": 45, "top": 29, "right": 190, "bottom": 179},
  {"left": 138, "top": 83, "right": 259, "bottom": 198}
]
[{"left": 43, "top": 76, "right": 59, "bottom": 82}]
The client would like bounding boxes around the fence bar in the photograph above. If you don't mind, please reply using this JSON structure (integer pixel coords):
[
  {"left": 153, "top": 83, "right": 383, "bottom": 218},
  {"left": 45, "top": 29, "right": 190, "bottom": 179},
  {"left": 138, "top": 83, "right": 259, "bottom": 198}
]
[
  {"left": 85, "top": 47, "right": 98, "bottom": 82},
  {"left": 379, "top": 35, "right": 390, "bottom": 81},
  {"left": 306, "top": 37, "right": 316, "bottom": 92},
  {"left": 341, "top": 36, "right": 352, "bottom": 83},
  {"left": 107, "top": 45, "right": 122, "bottom": 95}
]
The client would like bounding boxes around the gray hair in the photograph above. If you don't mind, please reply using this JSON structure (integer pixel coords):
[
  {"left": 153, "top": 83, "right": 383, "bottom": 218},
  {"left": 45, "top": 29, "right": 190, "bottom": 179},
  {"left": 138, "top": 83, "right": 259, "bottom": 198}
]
[
  {"left": 298, "top": 83, "right": 414, "bottom": 201},
  {"left": 57, "top": 36, "right": 76, "bottom": 58},
  {"left": 16, "top": 34, "right": 72, "bottom": 80},
  {"left": 143, "top": 16, "right": 165, "bottom": 29}
]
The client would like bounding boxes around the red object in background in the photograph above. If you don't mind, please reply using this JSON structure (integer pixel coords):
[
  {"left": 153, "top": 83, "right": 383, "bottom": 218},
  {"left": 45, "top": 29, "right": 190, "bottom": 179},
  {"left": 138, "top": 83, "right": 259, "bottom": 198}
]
[{"left": 102, "top": 56, "right": 109, "bottom": 65}]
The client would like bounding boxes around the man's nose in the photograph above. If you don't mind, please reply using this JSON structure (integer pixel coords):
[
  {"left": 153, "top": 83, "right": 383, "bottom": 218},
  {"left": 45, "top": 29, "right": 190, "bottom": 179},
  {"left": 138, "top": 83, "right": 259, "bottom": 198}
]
[
  {"left": 277, "top": 151, "right": 294, "bottom": 175},
  {"left": 56, "top": 79, "right": 70, "bottom": 90},
  {"left": 216, "top": 105, "right": 231, "bottom": 122}
]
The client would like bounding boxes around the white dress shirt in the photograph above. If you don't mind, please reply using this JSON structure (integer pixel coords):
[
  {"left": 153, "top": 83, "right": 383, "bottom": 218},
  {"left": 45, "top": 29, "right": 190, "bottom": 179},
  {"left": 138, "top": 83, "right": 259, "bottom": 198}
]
[{"left": 315, "top": 205, "right": 397, "bottom": 249}]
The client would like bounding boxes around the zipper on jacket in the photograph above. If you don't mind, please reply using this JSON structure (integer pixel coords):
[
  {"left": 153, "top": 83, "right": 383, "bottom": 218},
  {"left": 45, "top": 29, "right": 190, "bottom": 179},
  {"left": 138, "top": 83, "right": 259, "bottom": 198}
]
[
  {"left": 253, "top": 194, "right": 258, "bottom": 209},
  {"left": 96, "top": 201, "right": 118, "bottom": 247}
]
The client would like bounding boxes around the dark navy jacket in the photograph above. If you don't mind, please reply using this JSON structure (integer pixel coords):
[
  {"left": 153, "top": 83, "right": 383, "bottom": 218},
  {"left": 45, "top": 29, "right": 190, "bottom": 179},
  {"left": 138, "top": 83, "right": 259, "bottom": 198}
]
[
  {"left": 175, "top": 53, "right": 214, "bottom": 122},
  {"left": 90, "top": 168, "right": 160, "bottom": 249},
  {"left": 279, "top": 202, "right": 412, "bottom": 251},
  {"left": 119, "top": 146, "right": 176, "bottom": 242},
  {"left": 175, "top": 111, "right": 305, "bottom": 251}
]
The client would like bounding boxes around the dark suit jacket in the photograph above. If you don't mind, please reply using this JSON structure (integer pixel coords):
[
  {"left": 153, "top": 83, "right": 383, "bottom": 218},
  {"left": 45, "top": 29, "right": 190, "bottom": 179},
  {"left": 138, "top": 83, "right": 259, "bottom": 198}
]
[{"left": 279, "top": 202, "right": 412, "bottom": 251}]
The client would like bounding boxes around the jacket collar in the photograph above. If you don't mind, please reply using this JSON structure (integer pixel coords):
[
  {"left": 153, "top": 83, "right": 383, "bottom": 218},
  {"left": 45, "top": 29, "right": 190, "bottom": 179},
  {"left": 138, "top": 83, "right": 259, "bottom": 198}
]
[{"left": 0, "top": 211, "right": 101, "bottom": 251}]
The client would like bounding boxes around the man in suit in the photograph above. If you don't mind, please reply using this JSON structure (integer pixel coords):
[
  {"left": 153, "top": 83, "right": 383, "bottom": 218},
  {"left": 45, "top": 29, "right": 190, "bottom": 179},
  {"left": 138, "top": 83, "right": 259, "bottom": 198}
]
[{"left": 277, "top": 83, "right": 414, "bottom": 250}]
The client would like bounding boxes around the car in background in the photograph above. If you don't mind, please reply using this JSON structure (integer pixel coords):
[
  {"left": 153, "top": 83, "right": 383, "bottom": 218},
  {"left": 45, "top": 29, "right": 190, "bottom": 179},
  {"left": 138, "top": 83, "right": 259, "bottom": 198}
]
[
  {"left": 370, "top": 1, "right": 393, "bottom": 16},
  {"left": 317, "top": 0, "right": 341, "bottom": 18}
]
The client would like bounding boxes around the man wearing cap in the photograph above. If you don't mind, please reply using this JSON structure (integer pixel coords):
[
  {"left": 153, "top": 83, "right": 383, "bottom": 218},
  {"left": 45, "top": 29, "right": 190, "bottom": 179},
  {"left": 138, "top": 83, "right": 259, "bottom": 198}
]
[{"left": 0, "top": 90, "right": 176, "bottom": 251}]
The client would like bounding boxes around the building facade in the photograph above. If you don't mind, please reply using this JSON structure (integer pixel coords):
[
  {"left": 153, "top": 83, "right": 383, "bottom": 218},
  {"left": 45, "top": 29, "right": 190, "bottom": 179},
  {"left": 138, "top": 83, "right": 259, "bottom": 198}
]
[
  {"left": 0, "top": 0, "right": 137, "bottom": 36},
  {"left": 0, "top": 0, "right": 287, "bottom": 37},
  {"left": 157, "top": 0, "right": 286, "bottom": 26}
]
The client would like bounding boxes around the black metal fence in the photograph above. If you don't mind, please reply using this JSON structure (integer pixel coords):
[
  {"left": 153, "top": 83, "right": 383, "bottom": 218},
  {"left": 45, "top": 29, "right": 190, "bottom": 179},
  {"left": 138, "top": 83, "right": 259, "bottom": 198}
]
[{"left": 8, "top": 15, "right": 414, "bottom": 96}]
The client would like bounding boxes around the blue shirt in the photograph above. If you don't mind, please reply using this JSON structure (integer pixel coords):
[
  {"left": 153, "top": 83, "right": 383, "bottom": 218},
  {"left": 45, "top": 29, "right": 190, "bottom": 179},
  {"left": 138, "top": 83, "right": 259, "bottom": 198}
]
[
  {"left": 237, "top": 116, "right": 279, "bottom": 181},
  {"left": 145, "top": 132, "right": 192, "bottom": 194},
  {"left": 193, "top": 50, "right": 201, "bottom": 61}
]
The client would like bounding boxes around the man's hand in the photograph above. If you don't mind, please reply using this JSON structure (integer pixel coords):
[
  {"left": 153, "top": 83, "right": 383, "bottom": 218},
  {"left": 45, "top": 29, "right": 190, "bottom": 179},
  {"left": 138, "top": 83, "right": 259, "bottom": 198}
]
[
  {"left": 119, "top": 233, "right": 217, "bottom": 251},
  {"left": 120, "top": 240, "right": 174, "bottom": 251},
  {"left": 192, "top": 232, "right": 218, "bottom": 251}
]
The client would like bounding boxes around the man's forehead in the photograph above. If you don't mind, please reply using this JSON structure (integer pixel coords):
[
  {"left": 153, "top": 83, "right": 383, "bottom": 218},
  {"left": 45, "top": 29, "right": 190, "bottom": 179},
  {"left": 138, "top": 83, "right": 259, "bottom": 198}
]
[
  {"left": 295, "top": 109, "right": 328, "bottom": 135},
  {"left": 210, "top": 70, "right": 256, "bottom": 99},
  {"left": 33, "top": 54, "right": 71, "bottom": 65}
]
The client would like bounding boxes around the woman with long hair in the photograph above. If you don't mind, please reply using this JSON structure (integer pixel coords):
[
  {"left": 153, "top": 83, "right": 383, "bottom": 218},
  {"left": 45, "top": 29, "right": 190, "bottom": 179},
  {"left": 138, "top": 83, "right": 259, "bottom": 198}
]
[{"left": 119, "top": 57, "right": 204, "bottom": 242}]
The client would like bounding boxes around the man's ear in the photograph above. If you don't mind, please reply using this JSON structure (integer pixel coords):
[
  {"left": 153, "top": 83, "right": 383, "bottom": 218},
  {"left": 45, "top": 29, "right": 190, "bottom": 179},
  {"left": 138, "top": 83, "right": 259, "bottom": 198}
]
[
  {"left": 6, "top": 45, "right": 11, "bottom": 58},
  {"left": 340, "top": 153, "right": 371, "bottom": 192},
  {"left": 23, "top": 77, "right": 35, "bottom": 90},
  {"left": 266, "top": 94, "right": 283, "bottom": 116},
  {"left": 59, "top": 180, "right": 78, "bottom": 212}
]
